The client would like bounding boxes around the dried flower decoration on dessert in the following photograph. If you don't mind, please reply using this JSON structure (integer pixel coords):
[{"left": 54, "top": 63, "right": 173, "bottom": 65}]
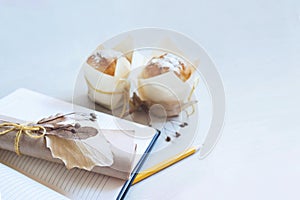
[
  {"left": 124, "top": 93, "right": 191, "bottom": 142},
  {"left": 83, "top": 48, "right": 131, "bottom": 110}
]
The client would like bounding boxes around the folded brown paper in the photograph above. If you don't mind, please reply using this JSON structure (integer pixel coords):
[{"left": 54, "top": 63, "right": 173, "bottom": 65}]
[{"left": 0, "top": 114, "right": 136, "bottom": 180}]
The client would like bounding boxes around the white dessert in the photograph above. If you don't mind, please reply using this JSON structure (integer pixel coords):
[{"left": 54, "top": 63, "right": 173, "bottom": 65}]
[
  {"left": 138, "top": 53, "right": 195, "bottom": 116},
  {"left": 83, "top": 49, "right": 131, "bottom": 110}
]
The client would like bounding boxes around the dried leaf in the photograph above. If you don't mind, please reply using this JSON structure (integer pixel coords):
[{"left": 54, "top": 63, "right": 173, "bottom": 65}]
[
  {"left": 129, "top": 92, "right": 152, "bottom": 114},
  {"left": 37, "top": 113, "right": 99, "bottom": 140},
  {"left": 37, "top": 113, "right": 66, "bottom": 124},
  {"left": 46, "top": 127, "right": 98, "bottom": 140},
  {"left": 45, "top": 134, "right": 113, "bottom": 170},
  {"left": 46, "top": 129, "right": 75, "bottom": 139},
  {"left": 75, "top": 127, "right": 98, "bottom": 139},
  {"left": 127, "top": 93, "right": 197, "bottom": 117}
]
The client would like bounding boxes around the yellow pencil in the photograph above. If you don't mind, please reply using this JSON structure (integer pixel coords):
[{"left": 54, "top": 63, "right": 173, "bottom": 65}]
[{"left": 132, "top": 146, "right": 200, "bottom": 185}]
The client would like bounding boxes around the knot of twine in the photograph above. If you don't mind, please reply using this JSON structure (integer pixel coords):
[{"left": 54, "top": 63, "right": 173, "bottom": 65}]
[{"left": 0, "top": 122, "right": 46, "bottom": 155}]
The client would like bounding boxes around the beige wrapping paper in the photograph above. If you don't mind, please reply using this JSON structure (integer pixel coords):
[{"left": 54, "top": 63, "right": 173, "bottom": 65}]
[{"left": 0, "top": 116, "right": 136, "bottom": 180}]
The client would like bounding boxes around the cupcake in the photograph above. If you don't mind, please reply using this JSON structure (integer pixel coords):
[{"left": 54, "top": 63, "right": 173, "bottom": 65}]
[
  {"left": 138, "top": 53, "right": 195, "bottom": 116},
  {"left": 83, "top": 49, "right": 131, "bottom": 110}
]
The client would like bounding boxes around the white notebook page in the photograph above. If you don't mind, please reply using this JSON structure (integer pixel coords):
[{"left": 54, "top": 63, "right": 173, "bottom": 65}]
[
  {"left": 0, "top": 162, "right": 67, "bottom": 200},
  {"left": 0, "top": 150, "right": 124, "bottom": 199}
]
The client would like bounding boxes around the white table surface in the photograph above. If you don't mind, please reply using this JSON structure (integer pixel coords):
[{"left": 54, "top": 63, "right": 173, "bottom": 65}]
[{"left": 1, "top": 0, "right": 300, "bottom": 199}]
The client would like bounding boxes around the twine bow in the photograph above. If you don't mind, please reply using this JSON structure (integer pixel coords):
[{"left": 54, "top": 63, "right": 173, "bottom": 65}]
[{"left": 0, "top": 122, "right": 46, "bottom": 155}]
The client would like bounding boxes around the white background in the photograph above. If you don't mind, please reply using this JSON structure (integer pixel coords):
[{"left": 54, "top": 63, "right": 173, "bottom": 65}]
[{"left": 0, "top": 0, "right": 300, "bottom": 199}]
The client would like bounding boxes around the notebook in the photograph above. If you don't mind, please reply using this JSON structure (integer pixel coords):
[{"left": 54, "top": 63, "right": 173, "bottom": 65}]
[{"left": 0, "top": 88, "right": 160, "bottom": 200}]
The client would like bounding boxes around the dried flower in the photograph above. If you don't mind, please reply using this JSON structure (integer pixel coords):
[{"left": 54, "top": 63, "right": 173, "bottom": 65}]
[
  {"left": 90, "top": 118, "right": 96, "bottom": 122},
  {"left": 127, "top": 92, "right": 152, "bottom": 114},
  {"left": 90, "top": 113, "right": 97, "bottom": 119},
  {"left": 74, "top": 123, "right": 81, "bottom": 129},
  {"left": 165, "top": 136, "right": 171, "bottom": 142}
]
